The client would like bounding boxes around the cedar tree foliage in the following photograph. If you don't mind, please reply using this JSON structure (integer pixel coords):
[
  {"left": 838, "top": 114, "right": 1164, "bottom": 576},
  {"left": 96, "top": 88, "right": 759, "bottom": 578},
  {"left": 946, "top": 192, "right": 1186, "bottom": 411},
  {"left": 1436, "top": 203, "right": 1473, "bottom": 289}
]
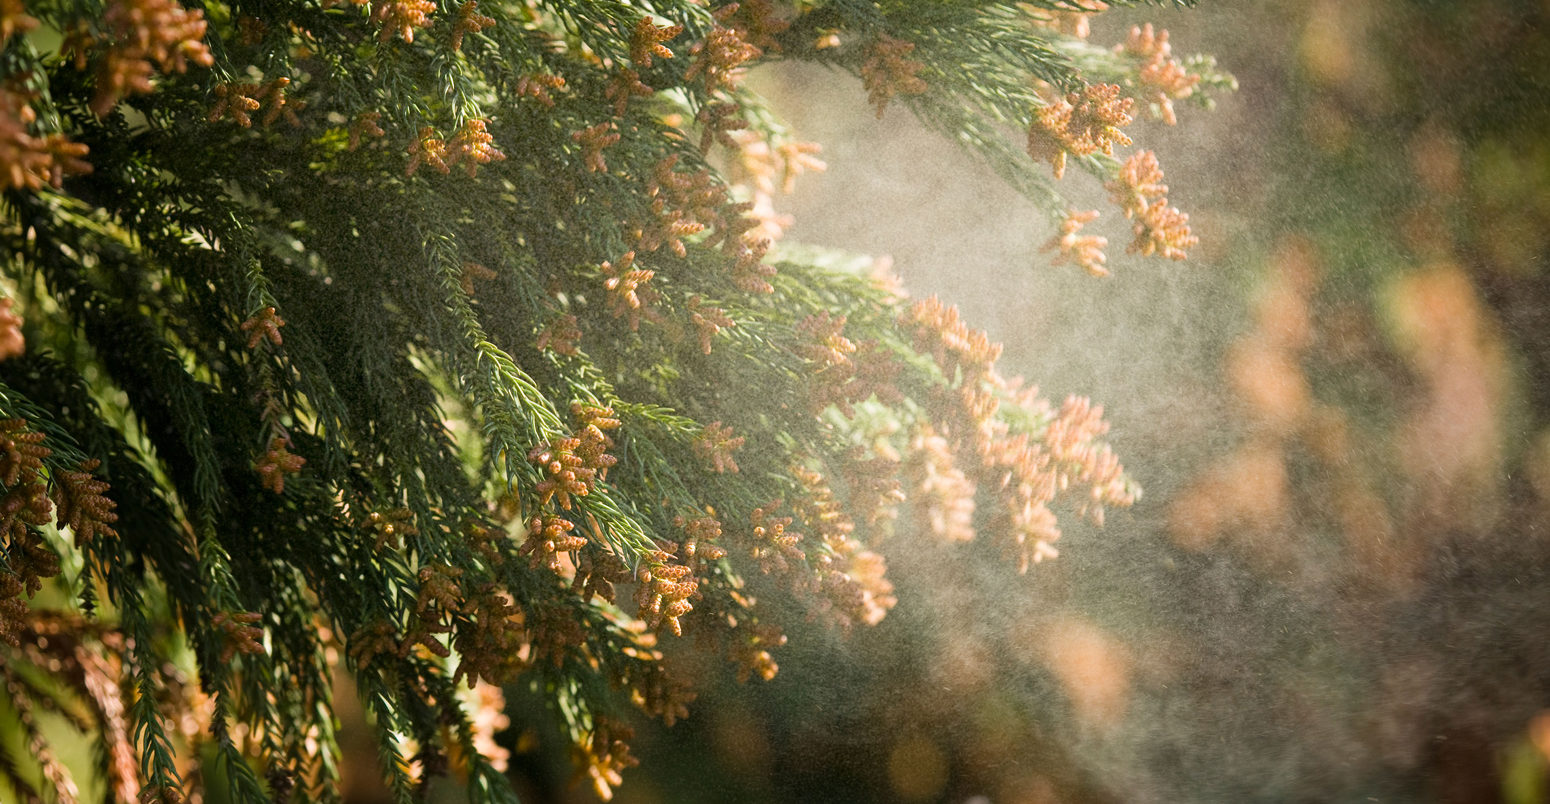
[{"left": 0, "top": 0, "right": 1230, "bottom": 800}]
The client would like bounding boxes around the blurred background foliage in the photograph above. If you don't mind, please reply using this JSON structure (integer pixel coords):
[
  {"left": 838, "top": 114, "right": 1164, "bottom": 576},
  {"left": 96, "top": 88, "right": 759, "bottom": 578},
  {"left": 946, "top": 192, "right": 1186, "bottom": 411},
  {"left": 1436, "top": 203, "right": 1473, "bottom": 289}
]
[{"left": 464, "top": 1, "right": 1550, "bottom": 802}]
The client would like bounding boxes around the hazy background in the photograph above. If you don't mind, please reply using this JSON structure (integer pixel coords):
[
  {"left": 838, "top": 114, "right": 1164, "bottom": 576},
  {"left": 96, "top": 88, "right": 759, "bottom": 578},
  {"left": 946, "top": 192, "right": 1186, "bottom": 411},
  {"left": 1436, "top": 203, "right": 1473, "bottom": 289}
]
[{"left": 490, "top": 2, "right": 1550, "bottom": 802}]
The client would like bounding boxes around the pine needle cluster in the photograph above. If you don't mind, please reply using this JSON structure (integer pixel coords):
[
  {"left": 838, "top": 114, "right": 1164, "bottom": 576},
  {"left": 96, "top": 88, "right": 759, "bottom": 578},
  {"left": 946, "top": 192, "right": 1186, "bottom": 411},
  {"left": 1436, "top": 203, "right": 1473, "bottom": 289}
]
[{"left": 0, "top": 0, "right": 1229, "bottom": 800}]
